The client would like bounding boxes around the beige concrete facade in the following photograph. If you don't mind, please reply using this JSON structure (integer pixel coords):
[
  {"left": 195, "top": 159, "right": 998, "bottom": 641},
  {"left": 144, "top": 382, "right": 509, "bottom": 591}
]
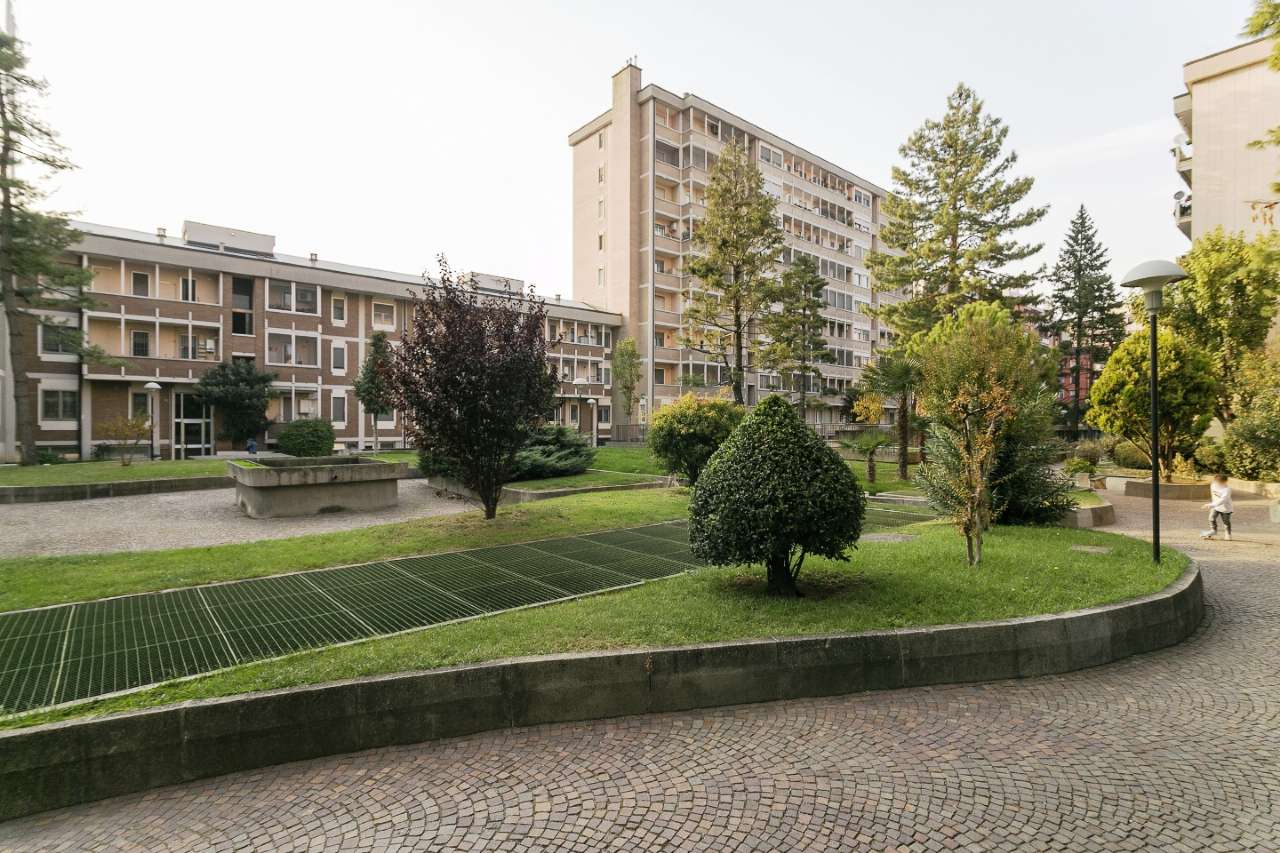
[
  {"left": 569, "top": 64, "right": 903, "bottom": 433},
  {"left": 1172, "top": 37, "right": 1280, "bottom": 240},
  {"left": 0, "top": 221, "right": 621, "bottom": 461}
]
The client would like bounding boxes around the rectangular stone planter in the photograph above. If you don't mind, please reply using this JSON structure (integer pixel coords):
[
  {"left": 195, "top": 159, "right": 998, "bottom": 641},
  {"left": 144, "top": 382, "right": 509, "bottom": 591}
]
[{"left": 228, "top": 457, "right": 407, "bottom": 518}]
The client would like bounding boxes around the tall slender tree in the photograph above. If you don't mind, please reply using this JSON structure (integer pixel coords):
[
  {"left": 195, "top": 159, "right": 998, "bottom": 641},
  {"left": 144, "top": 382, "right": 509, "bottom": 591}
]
[
  {"left": 759, "top": 254, "right": 829, "bottom": 413},
  {"left": 355, "top": 331, "right": 395, "bottom": 450},
  {"left": 1048, "top": 205, "right": 1126, "bottom": 441},
  {"left": 867, "top": 83, "right": 1048, "bottom": 338},
  {"left": 611, "top": 337, "right": 641, "bottom": 420},
  {"left": 682, "top": 140, "right": 785, "bottom": 405},
  {"left": 0, "top": 34, "right": 99, "bottom": 464}
]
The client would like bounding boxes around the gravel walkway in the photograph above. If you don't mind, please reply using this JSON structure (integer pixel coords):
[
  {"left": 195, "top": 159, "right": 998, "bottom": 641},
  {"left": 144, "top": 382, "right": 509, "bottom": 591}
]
[
  {"left": 2, "top": 490, "right": 1278, "bottom": 849},
  {"left": 0, "top": 480, "right": 470, "bottom": 557}
]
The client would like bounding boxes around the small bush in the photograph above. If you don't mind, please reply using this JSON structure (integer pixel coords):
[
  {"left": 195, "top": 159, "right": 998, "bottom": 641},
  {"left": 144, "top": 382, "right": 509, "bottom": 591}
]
[
  {"left": 1073, "top": 439, "right": 1104, "bottom": 466},
  {"left": 1100, "top": 434, "right": 1122, "bottom": 457},
  {"left": 1223, "top": 406, "right": 1280, "bottom": 481},
  {"left": 1063, "top": 457, "right": 1095, "bottom": 476},
  {"left": 511, "top": 425, "right": 595, "bottom": 480},
  {"left": 1171, "top": 453, "right": 1198, "bottom": 481},
  {"left": 648, "top": 393, "right": 745, "bottom": 485},
  {"left": 35, "top": 448, "right": 64, "bottom": 465},
  {"left": 690, "top": 395, "right": 865, "bottom": 597},
  {"left": 276, "top": 419, "right": 335, "bottom": 458},
  {"left": 1110, "top": 439, "right": 1149, "bottom": 470},
  {"left": 417, "top": 446, "right": 459, "bottom": 479},
  {"left": 1194, "top": 439, "right": 1227, "bottom": 476}
]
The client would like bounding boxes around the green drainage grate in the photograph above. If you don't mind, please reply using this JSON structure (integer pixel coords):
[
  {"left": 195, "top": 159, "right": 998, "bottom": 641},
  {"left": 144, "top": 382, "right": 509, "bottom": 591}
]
[{"left": 0, "top": 521, "right": 697, "bottom": 716}]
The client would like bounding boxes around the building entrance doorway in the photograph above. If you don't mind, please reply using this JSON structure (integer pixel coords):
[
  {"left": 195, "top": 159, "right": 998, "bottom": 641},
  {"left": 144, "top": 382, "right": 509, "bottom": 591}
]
[{"left": 173, "top": 392, "right": 213, "bottom": 458}]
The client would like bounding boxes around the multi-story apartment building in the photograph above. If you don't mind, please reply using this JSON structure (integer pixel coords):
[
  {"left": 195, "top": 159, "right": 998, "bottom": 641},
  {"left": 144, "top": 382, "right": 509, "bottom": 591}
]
[
  {"left": 0, "top": 221, "right": 620, "bottom": 461},
  {"left": 1172, "top": 36, "right": 1280, "bottom": 240},
  {"left": 568, "top": 64, "right": 904, "bottom": 434}
]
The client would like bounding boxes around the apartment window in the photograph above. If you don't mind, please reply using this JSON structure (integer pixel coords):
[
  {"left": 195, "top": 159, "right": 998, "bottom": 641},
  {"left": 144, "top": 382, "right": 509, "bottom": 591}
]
[
  {"left": 332, "top": 295, "right": 346, "bottom": 323},
  {"left": 654, "top": 258, "right": 668, "bottom": 274},
  {"left": 295, "top": 336, "right": 318, "bottom": 367},
  {"left": 180, "top": 277, "right": 198, "bottom": 302},
  {"left": 597, "top": 233, "right": 605, "bottom": 251},
  {"left": 569, "top": 403, "right": 579, "bottom": 424},
  {"left": 598, "top": 405, "right": 610, "bottom": 424},
  {"left": 602, "top": 367, "right": 611, "bottom": 385},
  {"left": 597, "top": 267, "right": 605, "bottom": 287},
  {"left": 178, "top": 334, "right": 194, "bottom": 359},
  {"left": 332, "top": 395, "right": 347, "bottom": 424},
  {"left": 268, "top": 279, "right": 292, "bottom": 311},
  {"left": 372, "top": 301, "right": 394, "bottom": 328},
  {"left": 232, "top": 277, "right": 254, "bottom": 335},
  {"left": 232, "top": 354, "right": 255, "bottom": 366},
  {"left": 41, "top": 389, "right": 78, "bottom": 421},
  {"left": 597, "top": 130, "right": 605, "bottom": 149},
  {"left": 131, "top": 271, "right": 149, "bottom": 297},
  {"left": 597, "top": 165, "right": 606, "bottom": 183},
  {"left": 655, "top": 141, "right": 680, "bottom": 167},
  {"left": 654, "top": 367, "right": 666, "bottom": 385},
  {"left": 376, "top": 411, "right": 395, "bottom": 426},
  {"left": 130, "top": 392, "right": 151, "bottom": 420},
  {"left": 597, "top": 199, "right": 605, "bottom": 219},
  {"left": 603, "top": 330, "right": 612, "bottom": 348},
  {"left": 267, "top": 333, "right": 292, "bottom": 365},
  {"left": 131, "top": 331, "right": 151, "bottom": 358},
  {"left": 40, "top": 324, "right": 75, "bottom": 354},
  {"left": 332, "top": 342, "right": 346, "bottom": 372},
  {"left": 295, "top": 284, "right": 318, "bottom": 315}
]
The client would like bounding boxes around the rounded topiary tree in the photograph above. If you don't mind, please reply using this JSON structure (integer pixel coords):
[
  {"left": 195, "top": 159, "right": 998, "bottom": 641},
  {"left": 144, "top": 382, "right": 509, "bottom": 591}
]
[
  {"left": 689, "top": 394, "right": 865, "bottom": 597},
  {"left": 276, "top": 419, "right": 335, "bottom": 458},
  {"left": 648, "top": 393, "right": 745, "bottom": 485}
]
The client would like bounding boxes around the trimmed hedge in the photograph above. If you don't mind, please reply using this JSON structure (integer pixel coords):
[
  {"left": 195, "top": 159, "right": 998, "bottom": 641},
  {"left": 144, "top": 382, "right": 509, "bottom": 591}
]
[{"left": 276, "top": 419, "right": 335, "bottom": 458}]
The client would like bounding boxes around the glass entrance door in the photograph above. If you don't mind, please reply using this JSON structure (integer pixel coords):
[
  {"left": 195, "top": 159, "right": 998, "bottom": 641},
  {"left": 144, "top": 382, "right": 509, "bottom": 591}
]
[{"left": 173, "top": 392, "right": 213, "bottom": 458}]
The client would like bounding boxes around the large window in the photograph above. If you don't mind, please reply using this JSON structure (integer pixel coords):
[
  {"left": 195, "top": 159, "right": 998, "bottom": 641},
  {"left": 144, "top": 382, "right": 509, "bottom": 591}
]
[
  {"left": 130, "top": 391, "right": 151, "bottom": 420},
  {"left": 267, "top": 332, "right": 319, "bottom": 367},
  {"left": 372, "top": 301, "right": 394, "bottom": 327},
  {"left": 332, "top": 395, "right": 347, "bottom": 423},
  {"left": 295, "top": 284, "right": 318, "bottom": 314},
  {"left": 131, "top": 271, "right": 149, "bottom": 297},
  {"left": 232, "top": 280, "right": 254, "bottom": 335},
  {"left": 40, "top": 324, "right": 75, "bottom": 354},
  {"left": 332, "top": 342, "right": 346, "bottom": 372},
  {"left": 41, "top": 389, "right": 78, "bottom": 421},
  {"left": 131, "top": 331, "right": 151, "bottom": 357},
  {"left": 267, "top": 333, "right": 292, "bottom": 365},
  {"left": 268, "top": 279, "right": 292, "bottom": 311},
  {"left": 266, "top": 279, "right": 319, "bottom": 314},
  {"left": 332, "top": 295, "right": 346, "bottom": 323},
  {"left": 180, "top": 277, "right": 198, "bottom": 302}
]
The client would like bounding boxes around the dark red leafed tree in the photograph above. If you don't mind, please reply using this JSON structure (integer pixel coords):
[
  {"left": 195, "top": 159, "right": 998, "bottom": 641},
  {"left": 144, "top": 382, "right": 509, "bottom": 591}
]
[{"left": 388, "top": 258, "right": 557, "bottom": 519}]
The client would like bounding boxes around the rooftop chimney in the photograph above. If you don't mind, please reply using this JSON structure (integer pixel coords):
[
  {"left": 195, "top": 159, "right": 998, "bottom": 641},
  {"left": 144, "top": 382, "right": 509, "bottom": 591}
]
[
  {"left": 156, "top": 226, "right": 167, "bottom": 242},
  {"left": 309, "top": 252, "right": 318, "bottom": 264}
]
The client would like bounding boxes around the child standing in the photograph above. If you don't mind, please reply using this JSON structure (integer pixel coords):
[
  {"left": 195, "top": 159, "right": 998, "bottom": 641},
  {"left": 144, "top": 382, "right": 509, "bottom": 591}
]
[{"left": 1201, "top": 474, "right": 1233, "bottom": 541}]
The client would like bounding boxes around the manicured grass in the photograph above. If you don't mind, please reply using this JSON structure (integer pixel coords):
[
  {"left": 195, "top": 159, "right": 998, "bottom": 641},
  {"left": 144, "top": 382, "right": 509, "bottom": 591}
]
[
  {"left": 1070, "top": 489, "right": 1105, "bottom": 508},
  {"left": 848, "top": 460, "right": 920, "bottom": 495},
  {"left": 508, "top": 470, "right": 660, "bottom": 491},
  {"left": 0, "top": 457, "right": 227, "bottom": 486},
  {"left": 592, "top": 445, "right": 667, "bottom": 475},
  {"left": 363, "top": 450, "right": 417, "bottom": 466},
  {"left": 0, "top": 489, "right": 691, "bottom": 613},
  {"left": 4, "top": 522, "right": 1186, "bottom": 730}
]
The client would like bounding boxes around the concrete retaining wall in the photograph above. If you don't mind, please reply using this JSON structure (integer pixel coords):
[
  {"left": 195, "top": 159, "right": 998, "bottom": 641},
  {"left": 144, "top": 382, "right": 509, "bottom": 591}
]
[
  {"left": 0, "top": 475, "right": 232, "bottom": 504},
  {"left": 1123, "top": 479, "right": 1209, "bottom": 501},
  {"left": 1228, "top": 478, "right": 1280, "bottom": 499},
  {"left": 0, "top": 563, "right": 1203, "bottom": 821},
  {"left": 1057, "top": 497, "right": 1117, "bottom": 529},
  {"left": 426, "top": 474, "right": 674, "bottom": 505}
]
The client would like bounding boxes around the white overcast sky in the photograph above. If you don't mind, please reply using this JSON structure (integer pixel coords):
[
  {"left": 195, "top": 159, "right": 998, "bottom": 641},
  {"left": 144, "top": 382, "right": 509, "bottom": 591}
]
[{"left": 16, "top": 0, "right": 1262, "bottom": 299}]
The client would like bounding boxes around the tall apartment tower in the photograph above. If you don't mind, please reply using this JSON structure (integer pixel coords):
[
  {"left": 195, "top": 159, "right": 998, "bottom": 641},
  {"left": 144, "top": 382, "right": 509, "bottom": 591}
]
[
  {"left": 568, "top": 64, "right": 903, "bottom": 434},
  {"left": 1172, "top": 37, "right": 1280, "bottom": 240}
]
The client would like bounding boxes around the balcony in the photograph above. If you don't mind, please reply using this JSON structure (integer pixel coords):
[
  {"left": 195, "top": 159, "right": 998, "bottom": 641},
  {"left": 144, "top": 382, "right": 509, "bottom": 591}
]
[
  {"left": 654, "top": 308, "right": 682, "bottom": 328},
  {"left": 1173, "top": 91, "right": 1192, "bottom": 136},
  {"left": 1174, "top": 195, "right": 1192, "bottom": 238},
  {"left": 655, "top": 122, "right": 681, "bottom": 146},
  {"left": 655, "top": 159, "right": 680, "bottom": 182},
  {"left": 653, "top": 270, "right": 682, "bottom": 291},
  {"left": 653, "top": 345, "right": 681, "bottom": 363},
  {"left": 653, "top": 383, "right": 682, "bottom": 398},
  {"left": 1172, "top": 145, "right": 1193, "bottom": 187},
  {"left": 653, "top": 232, "right": 683, "bottom": 254},
  {"left": 654, "top": 196, "right": 680, "bottom": 218}
]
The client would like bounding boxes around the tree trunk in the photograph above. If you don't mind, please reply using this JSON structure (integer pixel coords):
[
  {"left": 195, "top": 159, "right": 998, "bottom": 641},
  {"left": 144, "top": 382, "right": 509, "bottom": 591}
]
[
  {"left": 1071, "top": 342, "right": 1082, "bottom": 442},
  {"left": 897, "top": 391, "right": 910, "bottom": 481},
  {"left": 765, "top": 552, "right": 801, "bottom": 597},
  {"left": 479, "top": 484, "right": 499, "bottom": 519},
  {"left": 0, "top": 74, "right": 35, "bottom": 465},
  {"left": 866, "top": 452, "right": 876, "bottom": 483},
  {"left": 965, "top": 532, "right": 976, "bottom": 566},
  {"left": 731, "top": 317, "right": 745, "bottom": 405}
]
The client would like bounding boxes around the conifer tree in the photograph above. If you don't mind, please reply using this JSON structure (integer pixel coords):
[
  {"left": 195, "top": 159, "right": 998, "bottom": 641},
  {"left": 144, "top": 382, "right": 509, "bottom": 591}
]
[
  {"left": 1048, "top": 205, "right": 1125, "bottom": 441},
  {"left": 682, "top": 140, "right": 785, "bottom": 405},
  {"left": 759, "top": 255, "right": 829, "bottom": 413},
  {"left": 355, "top": 331, "right": 395, "bottom": 450},
  {"left": 868, "top": 84, "right": 1047, "bottom": 338}
]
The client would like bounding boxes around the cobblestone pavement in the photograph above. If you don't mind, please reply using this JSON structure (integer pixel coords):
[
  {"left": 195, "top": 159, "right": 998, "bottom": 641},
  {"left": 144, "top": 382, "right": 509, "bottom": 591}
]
[
  {"left": 3, "top": 492, "right": 1278, "bottom": 851},
  {"left": 0, "top": 479, "right": 468, "bottom": 557}
]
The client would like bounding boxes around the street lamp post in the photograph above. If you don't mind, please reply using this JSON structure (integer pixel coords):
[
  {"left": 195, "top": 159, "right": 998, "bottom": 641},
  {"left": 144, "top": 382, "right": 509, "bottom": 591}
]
[
  {"left": 143, "top": 381, "right": 162, "bottom": 461},
  {"left": 1119, "top": 260, "right": 1187, "bottom": 564}
]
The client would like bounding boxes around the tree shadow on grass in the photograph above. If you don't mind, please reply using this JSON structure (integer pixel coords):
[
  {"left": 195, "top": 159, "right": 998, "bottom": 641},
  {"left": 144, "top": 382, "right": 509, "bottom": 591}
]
[{"left": 717, "top": 566, "right": 874, "bottom": 601}]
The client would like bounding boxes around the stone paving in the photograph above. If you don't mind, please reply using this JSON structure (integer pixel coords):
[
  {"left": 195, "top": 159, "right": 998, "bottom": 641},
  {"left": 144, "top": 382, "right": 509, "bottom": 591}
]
[{"left": 2, "top": 492, "right": 1278, "bottom": 851}]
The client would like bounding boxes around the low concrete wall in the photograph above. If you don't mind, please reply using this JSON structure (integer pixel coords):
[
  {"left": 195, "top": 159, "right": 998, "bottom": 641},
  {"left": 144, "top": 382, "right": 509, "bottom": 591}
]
[
  {"left": 1123, "top": 479, "right": 1209, "bottom": 501},
  {"left": 0, "top": 475, "right": 232, "bottom": 504},
  {"left": 0, "top": 562, "right": 1203, "bottom": 821},
  {"left": 1228, "top": 478, "right": 1280, "bottom": 499},
  {"left": 1058, "top": 496, "right": 1117, "bottom": 529},
  {"left": 426, "top": 475, "right": 674, "bottom": 505},
  {"left": 229, "top": 458, "right": 408, "bottom": 518}
]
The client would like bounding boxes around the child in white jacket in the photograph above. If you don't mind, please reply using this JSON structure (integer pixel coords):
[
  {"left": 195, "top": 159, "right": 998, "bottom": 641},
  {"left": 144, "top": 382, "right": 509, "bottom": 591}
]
[{"left": 1201, "top": 475, "right": 1233, "bottom": 541}]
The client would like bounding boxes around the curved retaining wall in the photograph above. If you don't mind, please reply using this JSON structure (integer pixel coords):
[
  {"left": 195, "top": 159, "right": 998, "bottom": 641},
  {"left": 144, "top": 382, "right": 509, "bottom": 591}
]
[{"left": 0, "top": 563, "right": 1203, "bottom": 821}]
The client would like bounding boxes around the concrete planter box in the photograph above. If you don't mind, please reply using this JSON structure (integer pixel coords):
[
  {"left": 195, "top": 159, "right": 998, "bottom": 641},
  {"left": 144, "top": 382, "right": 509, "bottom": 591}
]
[
  {"left": 1058, "top": 495, "right": 1117, "bottom": 529},
  {"left": 0, "top": 562, "right": 1203, "bottom": 821},
  {"left": 228, "top": 457, "right": 408, "bottom": 518},
  {"left": 1123, "top": 479, "right": 1209, "bottom": 501},
  {"left": 1227, "top": 477, "right": 1280, "bottom": 499}
]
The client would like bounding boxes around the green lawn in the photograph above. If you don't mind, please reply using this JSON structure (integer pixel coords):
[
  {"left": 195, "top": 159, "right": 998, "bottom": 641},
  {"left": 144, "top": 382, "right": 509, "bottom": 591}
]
[
  {"left": 1070, "top": 489, "right": 1105, "bottom": 508},
  {"left": 508, "top": 470, "right": 660, "bottom": 491},
  {"left": 592, "top": 445, "right": 667, "bottom": 475},
  {"left": 362, "top": 450, "right": 417, "bottom": 466},
  {"left": 4, "top": 522, "right": 1185, "bottom": 731},
  {"left": 0, "top": 489, "right": 691, "bottom": 613},
  {"left": 0, "top": 457, "right": 227, "bottom": 486},
  {"left": 848, "top": 460, "right": 920, "bottom": 495}
]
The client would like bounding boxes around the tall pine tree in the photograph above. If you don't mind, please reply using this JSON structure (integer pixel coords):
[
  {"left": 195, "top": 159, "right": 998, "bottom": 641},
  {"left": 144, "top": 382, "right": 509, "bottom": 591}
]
[
  {"left": 1048, "top": 205, "right": 1125, "bottom": 441},
  {"left": 759, "top": 254, "right": 830, "bottom": 413},
  {"left": 682, "top": 140, "right": 784, "bottom": 405},
  {"left": 868, "top": 84, "right": 1047, "bottom": 338}
]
